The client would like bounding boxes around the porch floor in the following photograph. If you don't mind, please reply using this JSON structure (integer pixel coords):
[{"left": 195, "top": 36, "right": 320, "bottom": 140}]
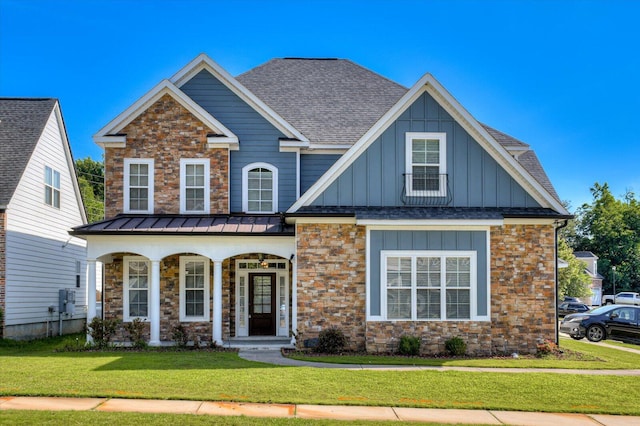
[{"left": 224, "top": 336, "right": 294, "bottom": 350}]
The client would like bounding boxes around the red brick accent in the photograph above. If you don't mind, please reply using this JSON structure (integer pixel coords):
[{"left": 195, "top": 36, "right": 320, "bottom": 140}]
[
  {"left": 295, "top": 223, "right": 367, "bottom": 351},
  {"left": 0, "top": 211, "right": 5, "bottom": 338},
  {"left": 104, "top": 94, "right": 229, "bottom": 217}
]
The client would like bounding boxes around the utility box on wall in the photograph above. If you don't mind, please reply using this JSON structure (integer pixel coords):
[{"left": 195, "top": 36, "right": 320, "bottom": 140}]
[{"left": 58, "top": 289, "right": 76, "bottom": 315}]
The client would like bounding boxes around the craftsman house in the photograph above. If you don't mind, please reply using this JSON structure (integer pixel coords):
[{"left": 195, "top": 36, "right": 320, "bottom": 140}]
[
  {"left": 0, "top": 98, "right": 88, "bottom": 339},
  {"left": 72, "top": 54, "right": 570, "bottom": 355}
]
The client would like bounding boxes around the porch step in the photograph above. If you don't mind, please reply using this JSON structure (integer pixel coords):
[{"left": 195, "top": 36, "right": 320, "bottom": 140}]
[{"left": 224, "top": 337, "right": 294, "bottom": 350}]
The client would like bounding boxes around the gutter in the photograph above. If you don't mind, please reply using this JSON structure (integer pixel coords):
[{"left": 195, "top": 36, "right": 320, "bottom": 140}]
[{"left": 554, "top": 219, "right": 569, "bottom": 345}]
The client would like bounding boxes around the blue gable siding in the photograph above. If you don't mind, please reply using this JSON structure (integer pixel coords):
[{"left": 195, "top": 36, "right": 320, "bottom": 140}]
[
  {"left": 300, "top": 154, "right": 341, "bottom": 195},
  {"left": 369, "top": 230, "right": 488, "bottom": 318},
  {"left": 180, "top": 70, "right": 297, "bottom": 212},
  {"left": 311, "top": 92, "right": 540, "bottom": 208}
]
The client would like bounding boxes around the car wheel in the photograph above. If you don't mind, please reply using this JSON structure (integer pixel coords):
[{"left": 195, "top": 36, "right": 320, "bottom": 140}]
[
  {"left": 586, "top": 325, "right": 605, "bottom": 342},
  {"left": 570, "top": 335, "right": 584, "bottom": 340}
]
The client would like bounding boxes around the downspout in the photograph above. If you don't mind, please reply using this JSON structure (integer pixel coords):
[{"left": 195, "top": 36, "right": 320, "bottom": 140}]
[{"left": 554, "top": 219, "right": 569, "bottom": 345}]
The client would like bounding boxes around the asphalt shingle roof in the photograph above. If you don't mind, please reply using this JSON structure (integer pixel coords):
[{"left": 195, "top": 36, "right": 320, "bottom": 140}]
[
  {"left": 0, "top": 98, "right": 57, "bottom": 206},
  {"left": 237, "top": 58, "right": 407, "bottom": 146},
  {"left": 236, "top": 60, "right": 561, "bottom": 204}
]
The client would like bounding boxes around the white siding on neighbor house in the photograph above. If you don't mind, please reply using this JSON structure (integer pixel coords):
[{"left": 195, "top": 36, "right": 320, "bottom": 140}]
[{"left": 4, "top": 108, "right": 87, "bottom": 326}]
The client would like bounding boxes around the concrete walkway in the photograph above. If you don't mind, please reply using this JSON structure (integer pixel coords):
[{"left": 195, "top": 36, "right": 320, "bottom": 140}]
[
  {"left": 238, "top": 348, "right": 640, "bottom": 375},
  {"left": 1, "top": 396, "right": 639, "bottom": 425}
]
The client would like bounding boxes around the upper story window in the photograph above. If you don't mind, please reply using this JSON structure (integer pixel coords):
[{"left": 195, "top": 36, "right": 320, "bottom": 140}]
[
  {"left": 405, "top": 132, "right": 447, "bottom": 197},
  {"left": 124, "top": 159, "right": 154, "bottom": 213},
  {"left": 382, "top": 250, "right": 476, "bottom": 321},
  {"left": 123, "top": 256, "right": 149, "bottom": 321},
  {"left": 180, "top": 159, "right": 210, "bottom": 214},
  {"left": 44, "top": 166, "right": 60, "bottom": 208},
  {"left": 242, "top": 162, "right": 278, "bottom": 213}
]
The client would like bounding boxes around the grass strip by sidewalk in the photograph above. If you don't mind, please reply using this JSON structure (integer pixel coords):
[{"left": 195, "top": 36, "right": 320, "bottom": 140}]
[{"left": 0, "top": 335, "right": 639, "bottom": 415}]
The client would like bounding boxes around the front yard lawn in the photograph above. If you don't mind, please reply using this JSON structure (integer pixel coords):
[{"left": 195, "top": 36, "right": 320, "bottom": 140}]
[{"left": 0, "top": 334, "right": 639, "bottom": 416}]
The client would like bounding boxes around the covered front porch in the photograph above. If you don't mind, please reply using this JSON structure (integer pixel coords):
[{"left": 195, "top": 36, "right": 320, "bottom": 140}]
[{"left": 73, "top": 215, "right": 297, "bottom": 347}]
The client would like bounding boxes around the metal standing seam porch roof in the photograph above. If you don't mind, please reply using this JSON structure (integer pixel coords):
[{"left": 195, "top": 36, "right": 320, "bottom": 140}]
[{"left": 70, "top": 215, "right": 294, "bottom": 236}]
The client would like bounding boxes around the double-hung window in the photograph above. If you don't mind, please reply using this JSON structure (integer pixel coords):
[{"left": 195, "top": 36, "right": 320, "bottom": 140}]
[
  {"left": 44, "top": 166, "right": 60, "bottom": 208},
  {"left": 124, "top": 256, "right": 150, "bottom": 321},
  {"left": 242, "top": 162, "right": 278, "bottom": 213},
  {"left": 405, "top": 132, "right": 447, "bottom": 197},
  {"left": 124, "top": 159, "right": 154, "bottom": 213},
  {"left": 179, "top": 256, "right": 210, "bottom": 321},
  {"left": 180, "top": 159, "right": 210, "bottom": 214},
  {"left": 382, "top": 251, "right": 475, "bottom": 320}
]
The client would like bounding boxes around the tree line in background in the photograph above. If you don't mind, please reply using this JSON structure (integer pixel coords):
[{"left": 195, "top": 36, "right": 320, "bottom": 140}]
[
  {"left": 75, "top": 156, "right": 104, "bottom": 223},
  {"left": 73, "top": 157, "right": 637, "bottom": 297},
  {"left": 562, "top": 182, "right": 640, "bottom": 296}
]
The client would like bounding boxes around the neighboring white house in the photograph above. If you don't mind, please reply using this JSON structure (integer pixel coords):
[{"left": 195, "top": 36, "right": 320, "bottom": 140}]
[
  {"left": 574, "top": 251, "right": 604, "bottom": 306},
  {"left": 0, "top": 98, "right": 89, "bottom": 339}
]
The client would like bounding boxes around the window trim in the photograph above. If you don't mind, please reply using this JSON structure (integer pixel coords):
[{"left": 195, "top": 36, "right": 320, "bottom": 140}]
[
  {"left": 380, "top": 250, "right": 477, "bottom": 321},
  {"left": 124, "top": 158, "right": 154, "bottom": 213},
  {"left": 242, "top": 162, "right": 278, "bottom": 213},
  {"left": 44, "top": 166, "right": 61, "bottom": 208},
  {"left": 180, "top": 158, "right": 210, "bottom": 214},
  {"left": 405, "top": 132, "right": 447, "bottom": 197},
  {"left": 123, "top": 256, "right": 150, "bottom": 322},
  {"left": 179, "top": 256, "right": 210, "bottom": 322}
]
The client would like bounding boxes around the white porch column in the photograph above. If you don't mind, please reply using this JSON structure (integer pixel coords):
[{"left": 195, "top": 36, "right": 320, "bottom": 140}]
[
  {"left": 291, "top": 257, "right": 297, "bottom": 345},
  {"left": 149, "top": 259, "right": 161, "bottom": 346},
  {"left": 213, "top": 260, "right": 223, "bottom": 346},
  {"left": 85, "top": 259, "right": 97, "bottom": 344}
]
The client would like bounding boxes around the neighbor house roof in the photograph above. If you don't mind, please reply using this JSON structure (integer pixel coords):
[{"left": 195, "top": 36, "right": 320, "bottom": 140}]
[
  {"left": 574, "top": 251, "right": 598, "bottom": 259},
  {"left": 236, "top": 58, "right": 407, "bottom": 147},
  {"left": 0, "top": 98, "right": 57, "bottom": 207}
]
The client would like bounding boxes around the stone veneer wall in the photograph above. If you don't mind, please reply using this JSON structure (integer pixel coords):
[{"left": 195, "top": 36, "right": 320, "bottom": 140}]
[
  {"left": 297, "top": 223, "right": 556, "bottom": 356},
  {"left": 0, "top": 211, "right": 5, "bottom": 338},
  {"left": 296, "top": 223, "right": 366, "bottom": 351},
  {"left": 104, "top": 94, "right": 229, "bottom": 218}
]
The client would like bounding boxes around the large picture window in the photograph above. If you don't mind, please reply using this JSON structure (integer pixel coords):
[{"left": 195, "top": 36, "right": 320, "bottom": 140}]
[
  {"left": 44, "top": 166, "right": 61, "bottom": 208},
  {"left": 242, "top": 162, "right": 278, "bottom": 213},
  {"left": 179, "top": 256, "right": 210, "bottom": 321},
  {"left": 124, "top": 257, "right": 150, "bottom": 321},
  {"left": 382, "top": 251, "right": 475, "bottom": 321},
  {"left": 405, "top": 132, "right": 447, "bottom": 197},
  {"left": 124, "top": 159, "right": 154, "bottom": 213},
  {"left": 180, "top": 159, "right": 210, "bottom": 213}
]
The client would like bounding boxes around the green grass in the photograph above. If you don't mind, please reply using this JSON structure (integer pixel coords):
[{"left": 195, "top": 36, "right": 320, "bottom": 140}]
[
  {"left": 0, "top": 334, "right": 639, "bottom": 415},
  {"left": 0, "top": 411, "right": 447, "bottom": 426}
]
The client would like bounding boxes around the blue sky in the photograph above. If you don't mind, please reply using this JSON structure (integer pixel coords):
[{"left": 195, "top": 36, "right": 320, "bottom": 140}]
[{"left": 1, "top": 0, "right": 638, "bottom": 211}]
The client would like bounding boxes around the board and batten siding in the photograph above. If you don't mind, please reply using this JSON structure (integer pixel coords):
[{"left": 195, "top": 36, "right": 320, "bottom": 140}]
[
  {"left": 5, "top": 108, "right": 87, "bottom": 326},
  {"left": 312, "top": 92, "right": 540, "bottom": 208},
  {"left": 368, "top": 229, "right": 488, "bottom": 318},
  {"left": 300, "top": 154, "right": 341, "bottom": 195},
  {"left": 180, "top": 70, "right": 298, "bottom": 212}
]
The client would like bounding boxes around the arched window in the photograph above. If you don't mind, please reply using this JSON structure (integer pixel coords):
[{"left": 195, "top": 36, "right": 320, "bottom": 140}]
[{"left": 242, "top": 162, "right": 278, "bottom": 213}]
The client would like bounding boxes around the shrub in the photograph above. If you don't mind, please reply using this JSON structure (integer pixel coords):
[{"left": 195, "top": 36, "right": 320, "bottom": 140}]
[
  {"left": 397, "top": 335, "right": 421, "bottom": 356},
  {"left": 536, "top": 339, "right": 561, "bottom": 357},
  {"left": 445, "top": 336, "right": 467, "bottom": 356},
  {"left": 171, "top": 324, "right": 190, "bottom": 348},
  {"left": 124, "top": 318, "right": 147, "bottom": 349},
  {"left": 315, "top": 327, "right": 347, "bottom": 354},
  {"left": 87, "top": 317, "right": 120, "bottom": 348}
]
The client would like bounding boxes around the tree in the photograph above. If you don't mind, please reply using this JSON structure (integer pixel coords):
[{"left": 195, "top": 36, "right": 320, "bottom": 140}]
[
  {"left": 557, "top": 238, "right": 592, "bottom": 299},
  {"left": 75, "top": 157, "right": 104, "bottom": 223},
  {"left": 574, "top": 183, "right": 640, "bottom": 293}
]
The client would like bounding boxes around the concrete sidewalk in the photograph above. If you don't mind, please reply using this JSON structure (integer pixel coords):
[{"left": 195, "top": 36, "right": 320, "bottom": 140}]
[
  {"left": 1, "top": 396, "right": 639, "bottom": 425},
  {"left": 238, "top": 348, "right": 640, "bottom": 375}
]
